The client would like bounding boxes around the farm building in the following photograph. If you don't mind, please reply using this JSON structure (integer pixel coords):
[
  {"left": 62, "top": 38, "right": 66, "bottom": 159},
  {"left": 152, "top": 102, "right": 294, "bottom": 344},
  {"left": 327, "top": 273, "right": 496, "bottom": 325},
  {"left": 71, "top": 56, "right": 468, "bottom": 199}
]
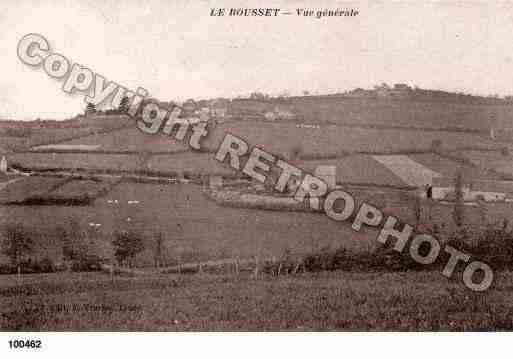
[
  {"left": 490, "top": 127, "right": 513, "bottom": 141},
  {"left": 0, "top": 156, "right": 7, "bottom": 173},
  {"left": 261, "top": 104, "right": 298, "bottom": 121},
  {"left": 375, "top": 83, "right": 413, "bottom": 99},
  {"left": 431, "top": 176, "right": 513, "bottom": 201}
]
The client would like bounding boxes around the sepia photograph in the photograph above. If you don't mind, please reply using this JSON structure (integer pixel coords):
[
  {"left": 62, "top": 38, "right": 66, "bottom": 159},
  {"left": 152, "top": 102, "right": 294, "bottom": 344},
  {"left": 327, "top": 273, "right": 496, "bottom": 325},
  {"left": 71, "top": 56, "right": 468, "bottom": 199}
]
[{"left": 1, "top": 0, "right": 513, "bottom": 354}]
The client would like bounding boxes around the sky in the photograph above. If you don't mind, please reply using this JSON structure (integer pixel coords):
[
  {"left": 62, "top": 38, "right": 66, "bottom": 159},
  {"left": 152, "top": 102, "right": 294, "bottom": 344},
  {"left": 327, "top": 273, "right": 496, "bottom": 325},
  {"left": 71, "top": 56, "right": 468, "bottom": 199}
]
[{"left": 1, "top": 0, "right": 513, "bottom": 120}]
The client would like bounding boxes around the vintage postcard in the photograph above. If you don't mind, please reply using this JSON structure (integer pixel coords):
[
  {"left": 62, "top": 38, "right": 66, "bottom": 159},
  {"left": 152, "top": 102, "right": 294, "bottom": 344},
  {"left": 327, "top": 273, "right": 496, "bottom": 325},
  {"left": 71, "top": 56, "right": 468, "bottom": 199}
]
[{"left": 0, "top": 0, "right": 512, "bottom": 354}]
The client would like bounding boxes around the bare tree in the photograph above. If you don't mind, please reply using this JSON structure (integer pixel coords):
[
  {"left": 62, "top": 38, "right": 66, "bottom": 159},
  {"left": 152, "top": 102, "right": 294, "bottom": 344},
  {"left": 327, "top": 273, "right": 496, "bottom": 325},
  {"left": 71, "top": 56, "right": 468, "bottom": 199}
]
[
  {"left": 136, "top": 149, "right": 152, "bottom": 176},
  {"left": 112, "top": 230, "right": 145, "bottom": 267},
  {"left": 452, "top": 171, "right": 464, "bottom": 227},
  {"left": 413, "top": 193, "right": 422, "bottom": 225},
  {"left": 60, "top": 218, "right": 87, "bottom": 267},
  {"left": 154, "top": 232, "right": 165, "bottom": 268},
  {"left": 289, "top": 144, "right": 302, "bottom": 162}
]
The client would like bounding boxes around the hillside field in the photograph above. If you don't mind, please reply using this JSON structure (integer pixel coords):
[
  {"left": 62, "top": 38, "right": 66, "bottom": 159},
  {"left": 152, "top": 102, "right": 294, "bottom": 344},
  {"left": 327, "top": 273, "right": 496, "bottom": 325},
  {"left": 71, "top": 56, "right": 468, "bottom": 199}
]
[
  {"left": 0, "top": 182, "right": 381, "bottom": 267},
  {"left": 1, "top": 179, "right": 510, "bottom": 268},
  {"left": 231, "top": 97, "right": 513, "bottom": 131},
  {"left": 455, "top": 150, "right": 513, "bottom": 178},
  {"left": 29, "top": 121, "right": 500, "bottom": 158}
]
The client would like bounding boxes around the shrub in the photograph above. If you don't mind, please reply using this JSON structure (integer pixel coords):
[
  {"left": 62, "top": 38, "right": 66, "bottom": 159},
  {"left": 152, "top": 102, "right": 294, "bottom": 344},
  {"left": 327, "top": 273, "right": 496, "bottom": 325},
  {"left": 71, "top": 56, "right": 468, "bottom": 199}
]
[
  {"left": 262, "top": 248, "right": 298, "bottom": 275},
  {"left": 34, "top": 257, "right": 56, "bottom": 273},
  {"left": 303, "top": 246, "right": 353, "bottom": 272},
  {"left": 452, "top": 171, "right": 465, "bottom": 227},
  {"left": 1, "top": 223, "right": 34, "bottom": 274},
  {"left": 372, "top": 244, "right": 428, "bottom": 271},
  {"left": 289, "top": 144, "right": 303, "bottom": 161},
  {"left": 70, "top": 253, "right": 104, "bottom": 272},
  {"left": 471, "top": 224, "right": 513, "bottom": 270},
  {"left": 112, "top": 230, "right": 145, "bottom": 267}
]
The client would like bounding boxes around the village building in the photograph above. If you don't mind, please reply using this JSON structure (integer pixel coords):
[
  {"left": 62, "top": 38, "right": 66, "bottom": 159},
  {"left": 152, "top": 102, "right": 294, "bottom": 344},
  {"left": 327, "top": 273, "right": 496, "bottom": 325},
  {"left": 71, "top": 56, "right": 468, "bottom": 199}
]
[
  {"left": 0, "top": 156, "right": 7, "bottom": 173},
  {"left": 264, "top": 106, "right": 297, "bottom": 121},
  {"left": 490, "top": 127, "right": 513, "bottom": 141},
  {"left": 346, "top": 88, "right": 376, "bottom": 98},
  {"left": 375, "top": 83, "right": 413, "bottom": 99},
  {"left": 431, "top": 176, "right": 513, "bottom": 202}
]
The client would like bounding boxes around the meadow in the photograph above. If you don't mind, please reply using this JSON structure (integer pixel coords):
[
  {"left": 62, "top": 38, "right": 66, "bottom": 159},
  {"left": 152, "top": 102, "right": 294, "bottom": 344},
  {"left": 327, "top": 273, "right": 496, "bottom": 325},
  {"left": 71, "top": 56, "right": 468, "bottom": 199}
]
[
  {"left": 297, "top": 155, "right": 408, "bottom": 188},
  {"left": 2, "top": 99, "right": 513, "bottom": 331},
  {"left": 7, "top": 149, "right": 495, "bottom": 190},
  {"left": 203, "top": 121, "right": 500, "bottom": 157},
  {"left": 1, "top": 178, "right": 510, "bottom": 269},
  {"left": 7, "top": 153, "right": 146, "bottom": 173},
  {"left": 0, "top": 114, "right": 132, "bottom": 151},
  {"left": 455, "top": 150, "right": 513, "bottom": 178},
  {"left": 2, "top": 270, "right": 513, "bottom": 330},
  {"left": 232, "top": 97, "right": 513, "bottom": 131},
  {"left": 0, "top": 182, "right": 381, "bottom": 267},
  {"left": 0, "top": 176, "right": 69, "bottom": 204},
  {"left": 35, "top": 120, "right": 500, "bottom": 159},
  {"left": 56, "top": 127, "right": 189, "bottom": 153}
]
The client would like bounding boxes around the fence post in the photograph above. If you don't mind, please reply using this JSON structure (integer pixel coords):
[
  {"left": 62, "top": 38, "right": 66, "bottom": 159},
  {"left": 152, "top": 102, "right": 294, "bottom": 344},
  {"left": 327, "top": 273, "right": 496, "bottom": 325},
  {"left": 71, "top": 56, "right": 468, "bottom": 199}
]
[
  {"left": 110, "top": 264, "right": 115, "bottom": 285},
  {"left": 294, "top": 262, "right": 300, "bottom": 274},
  {"left": 253, "top": 256, "right": 259, "bottom": 279}
]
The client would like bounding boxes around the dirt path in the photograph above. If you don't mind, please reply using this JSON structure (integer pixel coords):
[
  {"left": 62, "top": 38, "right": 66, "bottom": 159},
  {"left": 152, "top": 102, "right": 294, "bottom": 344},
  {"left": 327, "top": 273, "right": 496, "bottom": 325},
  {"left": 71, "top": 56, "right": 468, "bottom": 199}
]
[{"left": 0, "top": 177, "right": 24, "bottom": 192}]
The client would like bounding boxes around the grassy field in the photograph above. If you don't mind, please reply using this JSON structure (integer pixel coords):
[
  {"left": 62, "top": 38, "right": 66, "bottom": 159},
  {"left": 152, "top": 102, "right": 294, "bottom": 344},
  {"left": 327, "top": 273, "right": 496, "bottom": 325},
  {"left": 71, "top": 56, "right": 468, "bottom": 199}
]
[
  {"left": 6, "top": 121, "right": 501, "bottom": 183},
  {"left": 205, "top": 122, "right": 499, "bottom": 157},
  {"left": 231, "top": 97, "right": 513, "bottom": 131},
  {"left": 146, "top": 153, "right": 238, "bottom": 177},
  {"left": 55, "top": 127, "right": 189, "bottom": 153},
  {"left": 1, "top": 270, "right": 513, "bottom": 330},
  {"left": 7, "top": 152, "right": 147, "bottom": 173},
  {"left": 42, "top": 120, "right": 500, "bottom": 158},
  {"left": 0, "top": 115, "right": 132, "bottom": 151},
  {"left": 298, "top": 155, "right": 408, "bottom": 188},
  {"left": 1, "top": 180, "right": 511, "bottom": 267},
  {"left": 0, "top": 176, "right": 70, "bottom": 204},
  {"left": 7, "top": 151, "right": 235, "bottom": 177},
  {"left": 408, "top": 153, "right": 497, "bottom": 179},
  {"left": 0, "top": 182, "right": 384, "bottom": 267},
  {"left": 48, "top": 179, "right": 111, "bottom": 198},
  {"left": 0, "top": 176, "right": 118, "bottom": 205},
  {"left": 454, "top": 150, "right": 513, "bottom": 177},
  {"left": 7, "top": 150, "right": 496, "bottom": 186}
]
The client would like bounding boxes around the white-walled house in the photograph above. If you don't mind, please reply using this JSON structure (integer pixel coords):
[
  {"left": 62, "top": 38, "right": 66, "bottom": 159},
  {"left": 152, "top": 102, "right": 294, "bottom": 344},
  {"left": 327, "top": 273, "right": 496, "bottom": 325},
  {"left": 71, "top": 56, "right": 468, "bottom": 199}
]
[
  {"left": 0, "top": 156, "right": 7, "bottom": 173},
  {"left": 490, "top": 127, "right": 513, "bottom": 142}
]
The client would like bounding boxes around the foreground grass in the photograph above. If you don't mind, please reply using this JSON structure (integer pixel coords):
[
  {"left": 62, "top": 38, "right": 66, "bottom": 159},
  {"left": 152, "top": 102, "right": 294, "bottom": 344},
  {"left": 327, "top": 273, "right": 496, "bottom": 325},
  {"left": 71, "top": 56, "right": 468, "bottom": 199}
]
[{"left": 1, "top": 270, "right": 513, "bottom": 331}]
